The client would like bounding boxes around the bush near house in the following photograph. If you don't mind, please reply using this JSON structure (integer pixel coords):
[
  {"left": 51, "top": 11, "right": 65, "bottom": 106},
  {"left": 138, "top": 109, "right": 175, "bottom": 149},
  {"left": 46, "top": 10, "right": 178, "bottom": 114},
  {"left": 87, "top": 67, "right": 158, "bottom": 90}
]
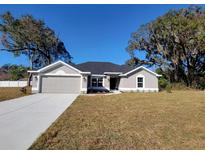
[{"left": 0, "top": 64, "right": 28, "bottom": 81}]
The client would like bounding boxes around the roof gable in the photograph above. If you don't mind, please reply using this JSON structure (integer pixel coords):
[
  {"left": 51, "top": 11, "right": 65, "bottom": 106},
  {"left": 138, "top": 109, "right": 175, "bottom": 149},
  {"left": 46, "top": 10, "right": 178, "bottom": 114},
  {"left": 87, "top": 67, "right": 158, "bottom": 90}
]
[
  {"left": 28, "top": 61, "right": 90, "bottom": 74},
  {"left": 42, "top": 64, "right": 80, "bottom": 74},
  {"left": 120, "top": 66, "right": 161, "bottom": 77}
]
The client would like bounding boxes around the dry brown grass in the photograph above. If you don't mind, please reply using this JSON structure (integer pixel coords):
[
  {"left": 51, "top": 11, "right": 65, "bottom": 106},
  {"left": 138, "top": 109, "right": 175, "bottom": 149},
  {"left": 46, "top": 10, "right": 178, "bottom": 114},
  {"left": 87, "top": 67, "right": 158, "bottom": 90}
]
[
  {"left": 30, "top": 90, "right": 205, "bottom": 150},
  {"left": 0, "top": 87, "right": 31, "bottom": 102}
]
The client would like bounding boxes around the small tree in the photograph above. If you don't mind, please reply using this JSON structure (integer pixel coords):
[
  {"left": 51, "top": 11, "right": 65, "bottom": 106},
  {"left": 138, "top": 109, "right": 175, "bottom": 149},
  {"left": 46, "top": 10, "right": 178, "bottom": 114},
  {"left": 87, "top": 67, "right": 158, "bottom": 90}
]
[
  {"left": 155, "top": 68, "right": 169, "bottom": 90},
  {"left": 8, "top": 65, "right": 28, "bottom": 81}
]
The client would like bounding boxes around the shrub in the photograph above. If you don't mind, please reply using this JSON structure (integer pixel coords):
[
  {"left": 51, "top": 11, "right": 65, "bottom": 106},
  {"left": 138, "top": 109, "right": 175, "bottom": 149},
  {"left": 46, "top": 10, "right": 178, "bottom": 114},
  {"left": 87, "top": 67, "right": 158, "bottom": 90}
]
[
  {"left": 195, "top": 77, "right": 205, "bottom": 90},
  {"left": 165, "top": 84, "right": 172, "bottom": 93},
  {"left": 158, "top": 77, "right": 169, "bottom": 90},
  {"left": 171, "top": 83, "right": 193, "bottom": 90}
]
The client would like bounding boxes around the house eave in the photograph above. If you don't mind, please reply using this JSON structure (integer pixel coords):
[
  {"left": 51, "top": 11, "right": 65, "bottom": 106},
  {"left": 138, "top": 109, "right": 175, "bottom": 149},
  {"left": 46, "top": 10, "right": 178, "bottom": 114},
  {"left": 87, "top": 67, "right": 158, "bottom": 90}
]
[
  {"left": 27, "top": 60, "right": 91, "bottom": 75},
  {"left": 81, "top": 72, "right": 91, "bottom": 75},
  {"left": 27, "top": 70, "right": 38, "bottom": 73},
  {"left": 91, "top": 74, "right": 106, "bottom": 77},
  {"left": 104, "top": 72, "right": 122, "bottom": 75}
]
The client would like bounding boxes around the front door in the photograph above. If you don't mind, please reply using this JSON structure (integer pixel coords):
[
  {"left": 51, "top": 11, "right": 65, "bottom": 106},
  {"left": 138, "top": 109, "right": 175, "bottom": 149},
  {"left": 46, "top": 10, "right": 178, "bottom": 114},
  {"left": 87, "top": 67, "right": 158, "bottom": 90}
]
[{"left": 110, "top": 77, "right": 118, "bottom": 90}]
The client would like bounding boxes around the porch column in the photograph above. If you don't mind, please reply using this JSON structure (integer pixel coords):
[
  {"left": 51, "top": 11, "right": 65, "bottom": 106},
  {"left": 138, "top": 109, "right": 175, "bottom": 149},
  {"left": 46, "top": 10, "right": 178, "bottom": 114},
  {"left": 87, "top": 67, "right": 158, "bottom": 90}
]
[
  {"left": 104, "top": 75, "right": 110, "bottom": 91},
  {"left": 81, "top": 75, "right": 88, "bottom": 93}
]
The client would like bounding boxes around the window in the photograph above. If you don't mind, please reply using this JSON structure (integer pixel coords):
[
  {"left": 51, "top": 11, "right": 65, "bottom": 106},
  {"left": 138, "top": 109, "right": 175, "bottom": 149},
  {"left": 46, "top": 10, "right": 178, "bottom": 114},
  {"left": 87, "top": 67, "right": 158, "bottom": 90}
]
[
  {"left": 98, "top": 78, "right": 103, "bottom": 87},
  {"left": 92, "top": 77, "right": 103, "bottom": 87},
  {"left": 92, "top": 78, "right": 97, "bottom": 87},
  {"left": 137, "top": 77, "right": 143, "bottom": 88}
]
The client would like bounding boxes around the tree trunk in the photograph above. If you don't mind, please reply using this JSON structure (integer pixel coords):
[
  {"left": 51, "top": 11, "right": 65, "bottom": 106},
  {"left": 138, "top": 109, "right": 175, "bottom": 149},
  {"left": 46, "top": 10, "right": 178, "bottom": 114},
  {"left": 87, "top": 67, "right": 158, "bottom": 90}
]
[
  {"left": 186, "top": 57, "right": 193, "bottom": 87},
  {"left": 187, "top": 68, "right": 193, "bottom": 87},
  {"left": 27, "top": 53, "right": 33, "bottom": 87},
  {"left": 173, "top": 64, "right": 179, "bottom": 82},
  {"left": 48, "top": 54, "right": 52, "bottom": 64},
  {"left": 27, "top": 73, "right": 32, "bottom": 87}
]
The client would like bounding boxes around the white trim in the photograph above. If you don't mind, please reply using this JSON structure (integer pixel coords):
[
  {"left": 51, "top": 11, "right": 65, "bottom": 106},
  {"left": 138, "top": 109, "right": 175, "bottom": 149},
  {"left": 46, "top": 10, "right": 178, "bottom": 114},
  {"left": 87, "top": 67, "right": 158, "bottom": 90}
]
[
  {"left": 81, "top": 72, "right": 91, "bottom": 74},
  {"left": 88, "top": 87, "right": 109, "bottom": 90},
  {"left": 42, "top": 73, "right": 81, "bottom": 77},
  {"left": 104, "top": 72, "right": 122, "bottom": 75},
  {"left": 37, "top": 75, "right": 40, "bottom": 93},
  {"left": 28, "top": 60, "right": 91, "bottom": 74},
  {"left": 91, "top": 74, "right": 106, "bottom": 77},
  {"left": 32, "top": 87, "right": 38, "bottom": 91},
  {"left": 90, "top": 76, "right": 104, "bottom": 88},
  {"left": 119, "top": 87, "right": 159, "bottom": 92},
  {"left": 136, "top": 74, "right": 145, "bottom": 89},
  {"left": 81, "top": 88, "right": 87, "bottom": 91},
  {"left": 120, "top": 66, "right": 161, "bottom": 77}
]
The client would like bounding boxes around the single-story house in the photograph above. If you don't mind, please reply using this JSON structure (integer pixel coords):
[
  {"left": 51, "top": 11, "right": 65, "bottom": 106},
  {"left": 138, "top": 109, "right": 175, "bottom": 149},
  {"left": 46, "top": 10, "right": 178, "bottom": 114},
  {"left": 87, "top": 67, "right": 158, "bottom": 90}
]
[{"left": 28, "top": 60, "right": 161, "bottom": 94}]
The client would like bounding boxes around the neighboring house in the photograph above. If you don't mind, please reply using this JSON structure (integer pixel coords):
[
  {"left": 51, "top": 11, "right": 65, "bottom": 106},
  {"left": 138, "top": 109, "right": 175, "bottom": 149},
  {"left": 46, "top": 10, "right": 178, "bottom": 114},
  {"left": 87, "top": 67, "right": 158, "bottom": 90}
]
[{"left": 28, "top": 60, "right": 161, "bottom": 94}]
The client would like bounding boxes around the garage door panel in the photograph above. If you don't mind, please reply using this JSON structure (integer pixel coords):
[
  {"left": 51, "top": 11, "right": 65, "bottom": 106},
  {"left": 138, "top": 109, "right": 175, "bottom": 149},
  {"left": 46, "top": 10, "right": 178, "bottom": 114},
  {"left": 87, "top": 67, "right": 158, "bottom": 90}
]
[{"left": 41, "top": 76, "right": 81, "bottom": 93}]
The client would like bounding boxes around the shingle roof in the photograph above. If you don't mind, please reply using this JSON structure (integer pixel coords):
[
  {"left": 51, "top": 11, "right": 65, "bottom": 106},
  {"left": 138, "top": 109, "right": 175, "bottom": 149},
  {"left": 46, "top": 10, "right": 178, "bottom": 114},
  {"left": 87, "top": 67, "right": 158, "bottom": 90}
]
[{"left": 75, "top": 62, "right": 134, "bottom": 74}]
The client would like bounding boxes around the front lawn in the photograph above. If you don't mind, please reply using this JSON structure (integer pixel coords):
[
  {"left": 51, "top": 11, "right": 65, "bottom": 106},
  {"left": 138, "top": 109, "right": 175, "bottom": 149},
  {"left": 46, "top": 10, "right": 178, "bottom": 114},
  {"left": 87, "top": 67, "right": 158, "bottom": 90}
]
[
  {"left": 30, "top": 90, "right": 205, "bottom": 150},
  {"left": 0, "top": 87, "right": 31, "bottom": 102}
]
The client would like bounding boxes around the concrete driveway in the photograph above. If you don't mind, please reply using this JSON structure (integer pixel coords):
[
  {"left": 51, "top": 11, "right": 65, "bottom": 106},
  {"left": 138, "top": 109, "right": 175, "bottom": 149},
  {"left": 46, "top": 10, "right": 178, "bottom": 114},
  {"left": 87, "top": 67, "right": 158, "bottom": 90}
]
[{"left": 0, "top": 93, "right": 78, "bottom": 150}]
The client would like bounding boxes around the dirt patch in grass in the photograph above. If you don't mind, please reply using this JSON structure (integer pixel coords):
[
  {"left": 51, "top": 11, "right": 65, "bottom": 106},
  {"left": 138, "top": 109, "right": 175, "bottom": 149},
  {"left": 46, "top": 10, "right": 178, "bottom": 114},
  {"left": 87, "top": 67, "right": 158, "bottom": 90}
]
[
  {"left": 30, "top": 91, "right": 205, "bottom": 150},
  {"left": 0, "top": 87, "right": 31, "bottom": 102}
]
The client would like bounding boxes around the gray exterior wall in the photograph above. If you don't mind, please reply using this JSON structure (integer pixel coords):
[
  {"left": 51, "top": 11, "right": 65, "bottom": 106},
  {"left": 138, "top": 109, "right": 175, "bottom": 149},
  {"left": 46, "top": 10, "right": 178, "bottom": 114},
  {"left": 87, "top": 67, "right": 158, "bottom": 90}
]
[
  {"left": 119, "top": 69, "right": 159, "bottom": 91},
  {"left": 42, "top": 64, "right": 80, "bottom": 74}
]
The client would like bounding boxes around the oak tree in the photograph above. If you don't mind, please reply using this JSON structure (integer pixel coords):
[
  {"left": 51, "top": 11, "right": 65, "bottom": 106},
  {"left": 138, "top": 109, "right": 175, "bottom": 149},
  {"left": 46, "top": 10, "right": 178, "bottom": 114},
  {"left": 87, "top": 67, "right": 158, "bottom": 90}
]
[{"left": 127, "top": 6, "right": 205, "bottom": 88}]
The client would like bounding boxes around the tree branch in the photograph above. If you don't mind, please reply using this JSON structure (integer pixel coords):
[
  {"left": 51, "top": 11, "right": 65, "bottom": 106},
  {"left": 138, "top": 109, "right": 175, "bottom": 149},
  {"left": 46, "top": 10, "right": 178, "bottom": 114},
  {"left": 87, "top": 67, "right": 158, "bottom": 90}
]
[{"left": 0, "top": 48, "right": 28, "bottom": 52}]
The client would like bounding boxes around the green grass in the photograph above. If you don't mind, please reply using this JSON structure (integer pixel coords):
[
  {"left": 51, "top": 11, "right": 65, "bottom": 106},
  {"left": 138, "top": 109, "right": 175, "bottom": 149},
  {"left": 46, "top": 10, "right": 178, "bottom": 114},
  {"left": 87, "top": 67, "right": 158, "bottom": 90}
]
[
  {"left": 0, "top": 87, "right": 31, "bottom": 102},
  {"left": 30, "top": 90, "right": 205, "bottom": 150}
]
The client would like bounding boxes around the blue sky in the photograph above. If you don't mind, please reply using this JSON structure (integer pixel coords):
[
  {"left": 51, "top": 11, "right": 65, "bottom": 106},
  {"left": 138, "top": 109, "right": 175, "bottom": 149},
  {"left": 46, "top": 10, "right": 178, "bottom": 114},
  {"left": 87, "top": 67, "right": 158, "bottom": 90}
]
[{"left": 0, "top": 4, "right": 204, "bottom": 66}]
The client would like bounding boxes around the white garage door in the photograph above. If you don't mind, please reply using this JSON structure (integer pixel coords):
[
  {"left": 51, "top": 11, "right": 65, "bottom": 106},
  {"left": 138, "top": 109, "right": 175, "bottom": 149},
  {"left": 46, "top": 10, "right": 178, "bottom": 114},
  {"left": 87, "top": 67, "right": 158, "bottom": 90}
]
[{"left": 41, "top": 76, "right": 81, "bottom": 93}]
